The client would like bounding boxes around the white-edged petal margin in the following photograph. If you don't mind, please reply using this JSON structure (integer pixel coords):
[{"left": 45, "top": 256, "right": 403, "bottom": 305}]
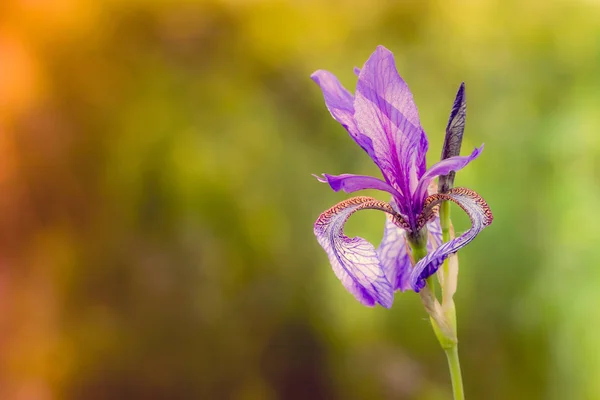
[{"left": 314, "top": 196, "right": 402, "bottom": 308}]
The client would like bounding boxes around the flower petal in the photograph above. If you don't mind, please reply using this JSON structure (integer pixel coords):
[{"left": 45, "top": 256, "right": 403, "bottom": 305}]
[
  {"left": 354, "top": 45, "right": 428, "bottom": 200},
  {"left": 314, "top": 196, "right": 397, "bottom": 307},
  {"left": 439, "top": 82, "right": 467, "bottom": 193},
  {"left": 314, "top": 173, "right": 403, "bottom": 199},
  {"left": 413, "top": 145, "right": 483, "bottom": 210},
  {"left": 427, "top": 217, "right": 443, "bottom": 251},
  {"left": 410, "top": 188, "right": 493, "bottom": 292},
  {"left": 425, "top": 182, "right": 443, "bottom": 251},
  {"left": 377, "top": 214, "right": 412, "bottom": 292},
  {"left": 311, "top": 70, "right": 376, "bottom": 159}
]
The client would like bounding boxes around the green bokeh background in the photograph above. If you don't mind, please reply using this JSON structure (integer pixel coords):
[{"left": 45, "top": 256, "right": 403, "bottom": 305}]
[{"left": 1, "top": 0, "right": 599, "bottom": 399}]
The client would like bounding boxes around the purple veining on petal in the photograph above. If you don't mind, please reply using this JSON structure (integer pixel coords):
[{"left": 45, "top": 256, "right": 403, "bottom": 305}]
[
  {"left": 412, "top": 145, "right": 483, "bottom": 211},
  {"left": 311, "top": 70, "right": 376, "bottom": 160},
  {"left": 311, "top": 48, "right": 490, "bottom": 297},
  {"left": 427, "top": 216, "right": 443, "bottom": 252},
  {"left": 314, "top": 173, "right": 403, "bottom": 199},
  {"left": 410, "top": 188, "right": 493, "bottom": 292},
  {"left": 353, "top": 46, "right": 428, "bottom": 218},
  {"left": 416, "top": 131, "right": 429, "bottom": 187},
  {"left": 314, "top": 196, "right": 397, "bottom": 308},
  {"left": 377, "top": 213, "right": 413, "bottom": 292}
]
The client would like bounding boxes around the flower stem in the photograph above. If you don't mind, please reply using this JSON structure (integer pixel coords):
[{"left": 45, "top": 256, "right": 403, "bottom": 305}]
[
  {"left": 440, "top": 201, "right": 451, "bottom": 277},
  {"left": 410, "top": 238, "right": 435, "bottom": 289},
  {"left": 438, "top": 200, "right": 465, "bottom": 400},
  {"left": 444, "top": 345, "right": 465, "bottom": 400},
  {"left": 408, "top": 223, "right": 464, "bottom": 399}
]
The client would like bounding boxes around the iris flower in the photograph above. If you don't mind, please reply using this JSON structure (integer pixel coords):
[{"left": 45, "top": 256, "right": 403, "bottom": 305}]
[{"left": 312, "top": 46, "right": 493, "bottom": 308}]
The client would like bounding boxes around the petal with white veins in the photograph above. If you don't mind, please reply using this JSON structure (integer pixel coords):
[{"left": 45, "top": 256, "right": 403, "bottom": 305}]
[
  {"left": 314, "top": 196, "right": 406, "bottom": 307},
  {"left": 377, "top": 214, "right": 413, "bottom": 292}
]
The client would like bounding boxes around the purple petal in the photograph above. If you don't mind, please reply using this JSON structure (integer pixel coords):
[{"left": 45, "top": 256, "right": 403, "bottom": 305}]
[
  {"left": 311, "top": 70, "right": 376, "bottom": 159},
  {"left": 410, "top": 188, "right": 493, "bottom": 292},
  {"left": 377, "top": 214, "right": 412, "bottom": 292},
  {"left": 314, "top": 196, "right": 396, "bottom": 307},
  {"left": 413, "top": 145, "right": 483, "bottom": 210},
  {"left": 314, "top": 173, "right": 403, "bottom": 199},
  {"left": 427, "top": 216, "right": 443, "bottom": 252},
  {"left": 353, "top": 45, "right": 428, "bottom": 199}
]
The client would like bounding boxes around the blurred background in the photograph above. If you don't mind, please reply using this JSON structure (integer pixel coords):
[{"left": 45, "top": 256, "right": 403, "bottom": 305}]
[{"left": 0, "top": 0, "right": 599, "bottom": 399}]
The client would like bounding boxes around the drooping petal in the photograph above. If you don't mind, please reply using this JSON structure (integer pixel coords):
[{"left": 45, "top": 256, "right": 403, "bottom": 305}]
[
  {"left": 314, "top": 196, "right": 399, "bottom": 307},
  {"left": 311, "top": 70, "right": 376, "bottom": 159},
  {"left": 425, "top": 184, "right": 443, "bottom": 252},
  {"left": 354, "top": 45, "right": 428, "bottom": 201},
  {"left": 439, "top": 82, "right": 467, "bottom": 194},
  {"left": 427, "top": 216, "right": 443, "bottom": 252},
  {"left": 314, "top": 173, "right": 403, "bottom": 199},
  {"left": 412, "top": 145, "right": 483, "bottom": 210},
  {"left": 410, "top": 188, "right": 493, "bottom": 292},
  {"left": 377, "top": 214, "right": 412, "bottom": 292}
]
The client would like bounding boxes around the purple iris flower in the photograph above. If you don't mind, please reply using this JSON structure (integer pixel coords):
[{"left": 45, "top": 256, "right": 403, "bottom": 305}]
[{"left": 312, "top": 46, "right": 493, "bottom": 308}]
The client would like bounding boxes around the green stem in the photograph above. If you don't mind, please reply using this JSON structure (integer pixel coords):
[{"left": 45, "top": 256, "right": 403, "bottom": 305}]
[
  {"left": 440, "top": 201, "right": 451, "bottom": 280},
  {"left": 440, "top": 200, "right": 451, "bottom": 241},
  {"left": 439, "top": 200, "right": 452, "bottom": 303},
  {"left": 411, "top": 239, "right": 435, "bottom": 290},
  {"left": 444, "top": 345, "right": 465, "bottom": 400},
  {"left": 411, "top": 236, "right": 429, "bottom": 261},
  {"left": 439, "top": 200, "right": 465, "bottom": 400},
  {"left": 408, "top": 223, "right": 464, "bottom": 399}
]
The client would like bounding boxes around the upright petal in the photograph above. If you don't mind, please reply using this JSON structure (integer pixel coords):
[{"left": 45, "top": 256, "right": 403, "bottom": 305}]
[
  {"left": 439, "top": 82, "right": 467, "bottom": 193},
  {"left": 314, "top": 173, "right": 403, "bottom": 199},
  {"left": 354, "top": 46, "right": 428, "bottom": 200},
  {"left": 314, "top": 197, "right": 399, "bottom": 307},
  {"left": 412, "top": 145, "right": 483, "bottom": 210},
  {"left": 311, "top": 70, "right": 376, "bottom": 159},
  {"left": 410, "top": 188, "right": 493, "bottom": 292},
  {"left": 377, "top": 214, "right": 412, "bottom": 292}
]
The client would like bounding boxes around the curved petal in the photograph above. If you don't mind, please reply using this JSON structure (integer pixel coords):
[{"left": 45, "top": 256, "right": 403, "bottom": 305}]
[
  {"left": 314, "top": 173, "right": 403, "bottom": 199},
  {"left": 425, "top": 183, "right": 443, "bottom": 252},
  {"left": 413, "top": 145, "right": 483, "bottom": 210},
  {"left": 427, "top": 217, "right": 443, "bottom": 252},
  {"left": 377, "top": 214, "right": 412, "bottom": 292},
  {"left": 375, "top": 214, "right": 444, "bottom": 293},
  {"left": 410, "top": 188, "right": 493, "bottom": 292},
  {"left": 314, "top": 196, "right": 398, "bottom": 307},
  {"left": 311, "top": 70, "right": 376, "bottom": 159},
  {"left": 354, "top": 45, "right": 428, "bottom": 198}
]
